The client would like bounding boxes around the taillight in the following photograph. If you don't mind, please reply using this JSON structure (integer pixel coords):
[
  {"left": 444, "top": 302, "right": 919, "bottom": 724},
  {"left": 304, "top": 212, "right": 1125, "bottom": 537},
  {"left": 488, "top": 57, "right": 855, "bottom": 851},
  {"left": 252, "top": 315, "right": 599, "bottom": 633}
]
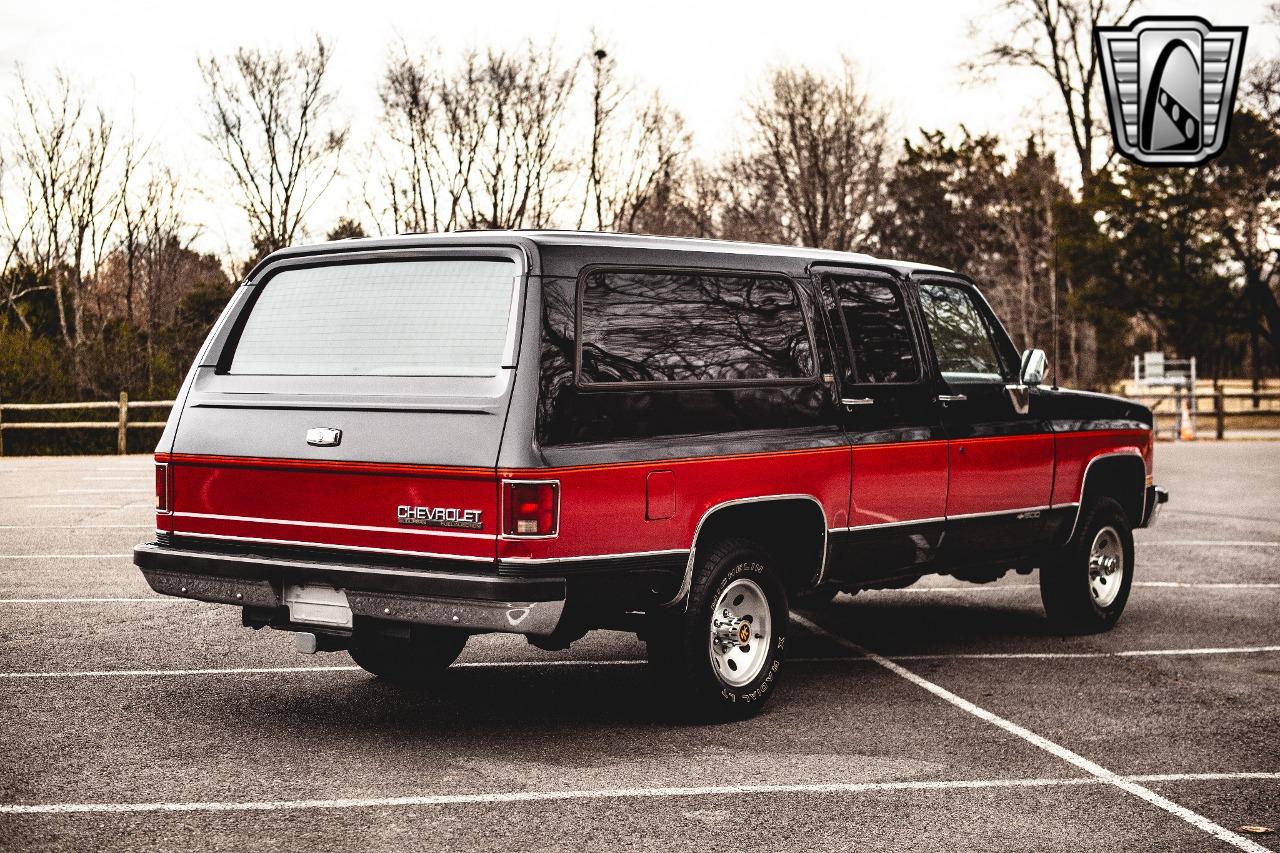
[
  {"left": 502, "top": 481, "right": 558, "bottom": 537},
  {"left": 155, "top": 463, "right": 170, "bottom": 513}
]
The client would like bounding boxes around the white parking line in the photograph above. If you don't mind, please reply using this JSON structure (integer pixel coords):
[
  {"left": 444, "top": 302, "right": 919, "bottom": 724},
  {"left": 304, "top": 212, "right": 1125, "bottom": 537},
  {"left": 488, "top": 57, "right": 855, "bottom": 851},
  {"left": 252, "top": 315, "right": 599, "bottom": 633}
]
[
  {"left": 0, "top": 597, "right": 177, "bottom": 604},
  {"left": 1144, "top": 540, "right": 1280, "bottom": 547},
  {"left": 793, "top": 615, "right": 1273, "bottom": 853},
  {"left": 0, "top": 525, "right": 152, "bottom": 530},
  {"left": 0, "top": 771, "right": 1275, "bottom": 816},
  {"left": 0, "top": 660, "right": 642, "bottom": 679},
  {"left": 4, "top": 645, "right": 1279, "bottom": 677},
  {"left": 880, "top": 646, "right": 1280, "bottom": 661},
  {"left": 0, "top": 554, "right": 133, "bottom": 560},
  {"left": 25, "top": 504, "right": 150, "bottom": 509},
  {"left": 56, "top": 489, "right": 150, "bottom": 494},
  {"left": 885, "top": 581, "right": 1280, "bottom": 593}
]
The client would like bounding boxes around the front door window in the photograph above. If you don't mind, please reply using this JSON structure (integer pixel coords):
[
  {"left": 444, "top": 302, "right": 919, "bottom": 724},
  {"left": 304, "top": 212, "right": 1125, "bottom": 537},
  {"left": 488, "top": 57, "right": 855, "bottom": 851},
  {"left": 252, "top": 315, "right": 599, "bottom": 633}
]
[{"left": 916, "top": 282, "right": 1005, "bottom": 384}]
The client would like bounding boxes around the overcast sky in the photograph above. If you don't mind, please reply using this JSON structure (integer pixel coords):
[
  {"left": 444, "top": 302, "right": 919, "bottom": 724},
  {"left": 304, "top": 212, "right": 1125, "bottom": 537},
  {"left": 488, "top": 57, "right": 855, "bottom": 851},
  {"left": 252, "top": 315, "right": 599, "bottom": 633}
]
[{"left": 2, "top": 0, "right": 1274, "bottom": 258}]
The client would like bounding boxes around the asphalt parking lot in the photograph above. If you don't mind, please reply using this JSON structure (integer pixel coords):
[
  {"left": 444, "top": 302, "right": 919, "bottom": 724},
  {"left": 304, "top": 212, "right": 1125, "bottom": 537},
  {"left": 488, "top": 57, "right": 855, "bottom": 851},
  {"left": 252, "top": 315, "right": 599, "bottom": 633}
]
[{"left": 0, "top": 443, "right": 1277, "bottom": 852}]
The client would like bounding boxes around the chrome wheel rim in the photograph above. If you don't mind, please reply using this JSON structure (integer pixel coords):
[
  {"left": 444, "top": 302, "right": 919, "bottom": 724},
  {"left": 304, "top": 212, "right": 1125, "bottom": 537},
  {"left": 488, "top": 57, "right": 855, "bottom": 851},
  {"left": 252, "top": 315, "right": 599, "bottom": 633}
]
[
  {"left": 709, "top": 577, "right": 771, "bottom": 687},
  {"left": 1088, "top": 526, "right": 1124, "bottom": 607}
]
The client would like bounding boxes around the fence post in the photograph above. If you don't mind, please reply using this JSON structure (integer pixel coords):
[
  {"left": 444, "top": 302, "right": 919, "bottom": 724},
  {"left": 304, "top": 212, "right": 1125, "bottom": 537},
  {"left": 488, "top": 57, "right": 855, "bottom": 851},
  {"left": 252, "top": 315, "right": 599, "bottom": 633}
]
[
  {"left": 1215, "top": 385, "right": 1225, "bottom": 441},
  {"left": 0, "top": 398, "right": 5, "bottom": 457},
  {"left": 117, "top": 391, "right": 128, "bottom": 455}
]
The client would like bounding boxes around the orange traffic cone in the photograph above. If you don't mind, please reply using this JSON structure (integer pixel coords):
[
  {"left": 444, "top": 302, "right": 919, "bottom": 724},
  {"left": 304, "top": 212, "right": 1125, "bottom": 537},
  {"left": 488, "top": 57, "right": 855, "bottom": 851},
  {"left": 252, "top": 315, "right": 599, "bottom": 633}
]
[{"left": 1179, "top": 398, "right": 1196, "bottom": 441}]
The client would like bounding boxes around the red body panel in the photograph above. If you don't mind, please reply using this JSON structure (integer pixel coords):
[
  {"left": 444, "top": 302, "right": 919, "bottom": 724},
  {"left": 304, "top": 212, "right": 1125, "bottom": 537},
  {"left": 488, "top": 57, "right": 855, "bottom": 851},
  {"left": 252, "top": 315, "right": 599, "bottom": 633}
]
[
  {"left": 160, "top": 453, "right": 498, "bottom": 561},
  {"left": 849, "top": 440, "right": 948, "bottom": 526},
  {"left": 156, "top": 427, "right": 1152, "bottom": 563},
  {"left": 948, "top": 434, "right": 1055, "bottom": 517},
  {"left": 1050, "top": 429, "right": 1152, "bottom": 507},
  {"left": 496, "top": 447, "right": 850, "bottom": 562}
]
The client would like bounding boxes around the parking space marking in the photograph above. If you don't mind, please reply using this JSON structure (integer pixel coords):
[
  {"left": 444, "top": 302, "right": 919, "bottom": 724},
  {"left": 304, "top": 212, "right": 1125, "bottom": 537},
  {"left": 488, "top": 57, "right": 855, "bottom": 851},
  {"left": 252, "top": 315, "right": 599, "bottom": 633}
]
[
  {"left": 0, "top": 597, "right": 179, "bottom": 604},
  {"left": 885, "top": 581, "right": 1280, "bottom": 593},
  {"left": 1, "top": 772, "right": 1276, "bottom": 816},
  {"left": 55, "top": 489, "right": 151, "bottom": 494},
  {"left": 0, "top": 525, "right": 153, "bottom": 530},
  {"left": 884, "top": 646, "right": 1280, "bottom": 661},
  {"left": 25, "top": 504, "right": 150, "bottom": 509},
  {"left": 5, "top": 644, "right": 1280, "bottom": 678},
  {"left": 1144, "top": 540, "right": 1280, "bottom": 547},
  {"left": 793, "top": 615, "right": 1273, "bottom": 853},
  {"left": 0, "top": 660, "right": 645, "bottom": 679},
  {"left": 0, "top": 554, "right": 133, "bottom": 560}
]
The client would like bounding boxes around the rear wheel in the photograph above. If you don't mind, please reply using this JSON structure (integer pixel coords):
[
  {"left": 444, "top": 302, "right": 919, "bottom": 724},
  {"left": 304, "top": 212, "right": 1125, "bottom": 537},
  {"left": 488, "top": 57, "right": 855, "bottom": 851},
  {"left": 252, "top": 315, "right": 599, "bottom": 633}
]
[
  {"left": 348, "top": 625, "right": 469, "bottom": 686},
  {"left": 647, "top": 537, "right": 788, "bottom": 720},
  {"left": 1040, "top": 497, "right": 1134, "bottom": 633}
]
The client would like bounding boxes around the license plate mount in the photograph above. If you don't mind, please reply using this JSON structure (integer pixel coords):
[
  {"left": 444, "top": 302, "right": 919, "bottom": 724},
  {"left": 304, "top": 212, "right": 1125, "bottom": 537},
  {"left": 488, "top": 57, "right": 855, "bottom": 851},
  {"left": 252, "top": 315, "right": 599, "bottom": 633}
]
[{"left": 283, "top": 583, "right": 354, "bottom": 629}]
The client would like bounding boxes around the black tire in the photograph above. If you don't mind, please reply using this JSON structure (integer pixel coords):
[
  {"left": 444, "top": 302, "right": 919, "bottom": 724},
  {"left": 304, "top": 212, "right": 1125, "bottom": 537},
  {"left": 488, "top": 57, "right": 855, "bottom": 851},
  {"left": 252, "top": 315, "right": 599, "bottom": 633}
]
[
  {"left": 1040, "top": 496, "right": 1134, "bottom": 633},
  {"left": 647, "top": 537, "right": 788, "bottom": 720},
  {"left": 348, "top": 625, "right": 469, "bottom": 686}
]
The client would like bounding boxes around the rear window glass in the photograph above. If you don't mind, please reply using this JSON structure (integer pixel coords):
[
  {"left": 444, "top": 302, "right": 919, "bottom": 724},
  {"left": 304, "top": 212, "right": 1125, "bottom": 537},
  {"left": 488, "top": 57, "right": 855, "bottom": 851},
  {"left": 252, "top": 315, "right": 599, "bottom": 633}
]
[
  {"left": 229, "top": 259, "right": 516, "bottom": 376},
  {"left": 577, "top": 269, "right": 815, "bottom": 386}
]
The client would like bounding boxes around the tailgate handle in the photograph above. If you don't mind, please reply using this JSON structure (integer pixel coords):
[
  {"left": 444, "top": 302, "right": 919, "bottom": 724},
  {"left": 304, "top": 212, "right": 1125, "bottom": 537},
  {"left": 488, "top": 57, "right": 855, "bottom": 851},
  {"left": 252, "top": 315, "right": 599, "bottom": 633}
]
[{"left": 306, "top": 427, "right": 343, "bottom": 447}]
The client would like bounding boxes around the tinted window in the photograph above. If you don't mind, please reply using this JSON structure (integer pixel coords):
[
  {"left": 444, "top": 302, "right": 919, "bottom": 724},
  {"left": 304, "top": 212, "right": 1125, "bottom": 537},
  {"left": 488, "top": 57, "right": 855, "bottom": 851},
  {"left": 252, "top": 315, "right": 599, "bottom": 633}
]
[
  {"left": 577, "top": 270, "right": 815, "bottom": 386},
  {"left": 229, "top": 259, "right": 516, "bottom": 376},
  {"left": 831, "top": 278, "right": 919, "bottom": 383},
  {"left": 917, "top": 282, "right": 1004, "bottom": 383}
]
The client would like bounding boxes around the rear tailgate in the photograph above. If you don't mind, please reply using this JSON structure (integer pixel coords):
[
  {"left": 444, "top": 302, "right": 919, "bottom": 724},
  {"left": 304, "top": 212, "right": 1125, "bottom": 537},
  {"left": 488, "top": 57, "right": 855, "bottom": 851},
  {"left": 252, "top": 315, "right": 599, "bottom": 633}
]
[{"left": 157, "top": 248, "right": 526, "bottom": 565}]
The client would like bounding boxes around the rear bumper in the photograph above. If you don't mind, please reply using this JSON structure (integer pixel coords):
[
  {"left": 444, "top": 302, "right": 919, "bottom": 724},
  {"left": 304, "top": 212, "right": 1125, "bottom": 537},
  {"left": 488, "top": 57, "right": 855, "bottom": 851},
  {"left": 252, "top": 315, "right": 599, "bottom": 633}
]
[
  {"left": 1141, "top": 485, "right": 1169, "bottom": 528},
  {"left": 134, "top": 542, "right": 565, "bottom": 636}
]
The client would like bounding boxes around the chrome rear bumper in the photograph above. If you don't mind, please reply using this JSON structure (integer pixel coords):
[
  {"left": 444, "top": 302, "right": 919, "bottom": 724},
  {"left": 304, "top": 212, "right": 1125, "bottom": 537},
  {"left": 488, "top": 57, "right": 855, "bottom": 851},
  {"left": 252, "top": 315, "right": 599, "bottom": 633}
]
[{"left": 135, "top": 543, "right": 565, "bottom": 636}]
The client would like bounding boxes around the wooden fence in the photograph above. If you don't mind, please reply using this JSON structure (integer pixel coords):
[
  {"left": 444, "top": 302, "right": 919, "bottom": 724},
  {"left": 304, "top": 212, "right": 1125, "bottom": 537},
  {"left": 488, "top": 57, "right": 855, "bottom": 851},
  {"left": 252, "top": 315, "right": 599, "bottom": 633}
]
[
  {"left": 1123, "top": 389, "right": 1280, "bottom": 440},
  {"left": 0, "top": 394, "right": 173, "bottom": 455},
  {"left": 1, "top": 388, "right": 1277, "bottom": 455}
]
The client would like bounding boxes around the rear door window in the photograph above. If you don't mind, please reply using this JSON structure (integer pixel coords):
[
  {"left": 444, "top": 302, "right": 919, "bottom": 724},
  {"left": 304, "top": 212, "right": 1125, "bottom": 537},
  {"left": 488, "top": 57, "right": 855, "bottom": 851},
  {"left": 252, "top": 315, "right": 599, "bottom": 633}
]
[
  {"left": 828, "top": 276, "right": 920, "bottom": 384},
  {"left": 229, "top": 258, "right": 517, "bottom": 376},
  {"left": 576, "top": 269, "right": 816, "bottom": 387}
]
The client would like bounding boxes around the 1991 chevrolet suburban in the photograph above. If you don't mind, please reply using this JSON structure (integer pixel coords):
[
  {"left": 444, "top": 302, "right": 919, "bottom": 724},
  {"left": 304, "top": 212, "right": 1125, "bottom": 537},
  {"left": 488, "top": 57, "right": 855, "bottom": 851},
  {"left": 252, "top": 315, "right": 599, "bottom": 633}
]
[{"left": 135, "top": 231, "right": 1168, "bottom": 719}]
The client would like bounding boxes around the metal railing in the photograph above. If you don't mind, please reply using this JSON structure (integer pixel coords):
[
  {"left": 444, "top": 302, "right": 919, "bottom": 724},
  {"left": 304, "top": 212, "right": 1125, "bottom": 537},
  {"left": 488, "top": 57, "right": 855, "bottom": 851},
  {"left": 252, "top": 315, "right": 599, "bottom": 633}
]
[{"left": 0, "top": 393, "right": 173, "bottom": 455}]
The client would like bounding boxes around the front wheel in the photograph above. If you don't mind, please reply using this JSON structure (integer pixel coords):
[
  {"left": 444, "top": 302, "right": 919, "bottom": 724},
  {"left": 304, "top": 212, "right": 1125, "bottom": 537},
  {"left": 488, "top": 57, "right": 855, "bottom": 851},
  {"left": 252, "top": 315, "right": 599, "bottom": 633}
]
[
  {"left": 647, "top": 537, "right": 788, "bottom": 720},
  {"left": 348, "top": 625, "right": 469, "bottom": 686},
  {"left": 1040, "top": 497, "right": 1134, "bottom": 633}
]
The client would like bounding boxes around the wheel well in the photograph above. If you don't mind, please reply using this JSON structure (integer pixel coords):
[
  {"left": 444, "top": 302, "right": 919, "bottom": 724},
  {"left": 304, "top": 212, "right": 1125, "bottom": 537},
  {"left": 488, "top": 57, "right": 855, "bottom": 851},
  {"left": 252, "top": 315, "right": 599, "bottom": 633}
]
[
  {"left": 1081, "top": 455, "right": 1146, "bottom": 528},
  {"left": 693, "top": 498, "right": 827, "bottom": 597}
]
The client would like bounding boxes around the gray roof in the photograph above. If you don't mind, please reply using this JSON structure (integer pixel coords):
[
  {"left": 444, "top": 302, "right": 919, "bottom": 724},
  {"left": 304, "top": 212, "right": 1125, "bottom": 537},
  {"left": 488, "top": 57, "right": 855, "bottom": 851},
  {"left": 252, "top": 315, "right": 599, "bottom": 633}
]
[{"left": 258, "top": 229, "right": 953, "bottom": 279}]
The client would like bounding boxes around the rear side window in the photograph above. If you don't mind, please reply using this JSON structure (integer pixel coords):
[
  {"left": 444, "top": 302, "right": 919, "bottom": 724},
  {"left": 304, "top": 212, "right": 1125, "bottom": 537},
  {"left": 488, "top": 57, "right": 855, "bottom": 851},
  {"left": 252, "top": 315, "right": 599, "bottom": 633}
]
[
  {"left": 917, "top": 281, "right": 1005, "bottom": 383},
  {"left": 577, "top": 269, "right": 816, "bottom": 387},
  {"left": 228, "top": 259, "right": 517, "bottom": 376},
  {"left": 829, "top": 277, "right": 919, "bottom": 384}
]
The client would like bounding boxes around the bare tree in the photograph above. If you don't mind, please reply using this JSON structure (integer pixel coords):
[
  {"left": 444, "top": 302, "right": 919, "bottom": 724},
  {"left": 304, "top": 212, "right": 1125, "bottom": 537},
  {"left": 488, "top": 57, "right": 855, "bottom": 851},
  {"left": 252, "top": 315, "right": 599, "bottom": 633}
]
[
  {"left": 577, "top": 43, "right": 690, "bottom": 233},
  {"left": 972, "top": 0, "right": 1136, "bottom": 190},
  {"left": 199, "top": 37, "right": 347, "bottom": 258},
  {"left": 1246, "top": 2, "right": 1280, "bottom": 116},
  {"left": 469, "top": 44, "right": 578, "bottom": 229},
  {"left": 726, "top": 60, "right": 890, "bottom": 250},
  {"left": 374, "top": 48, "right": 484, "bottom": 233},
  {"left": 372, "top": 42, "right": 577, "bottom": 233},
  {"left": 5, "top": 69, "right": 119, "bottom": 373}
]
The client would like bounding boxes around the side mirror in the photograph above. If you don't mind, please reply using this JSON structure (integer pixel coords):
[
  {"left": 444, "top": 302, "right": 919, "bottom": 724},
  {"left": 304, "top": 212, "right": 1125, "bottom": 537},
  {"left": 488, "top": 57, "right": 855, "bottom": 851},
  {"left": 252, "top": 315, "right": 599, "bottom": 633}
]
[{"left": 1019, "top": 348, "right": 1047, "bottom": 387}]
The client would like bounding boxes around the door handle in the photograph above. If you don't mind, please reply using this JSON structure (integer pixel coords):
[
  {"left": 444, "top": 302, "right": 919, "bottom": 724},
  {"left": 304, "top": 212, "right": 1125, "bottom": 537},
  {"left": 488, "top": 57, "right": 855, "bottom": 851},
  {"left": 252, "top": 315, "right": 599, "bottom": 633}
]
[
  {"left": 841, "top": 397, "right": 875, "bottom": 408},
  {"left": 937, "top": 394, "right": 967, "bottom": 403}
]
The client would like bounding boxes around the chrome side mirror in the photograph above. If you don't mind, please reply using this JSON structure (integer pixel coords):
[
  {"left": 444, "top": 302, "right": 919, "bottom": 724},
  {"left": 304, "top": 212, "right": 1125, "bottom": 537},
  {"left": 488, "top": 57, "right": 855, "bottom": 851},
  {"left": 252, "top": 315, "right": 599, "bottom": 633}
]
[{"left": 1019, "top": 348, "right": 1047, "bottom": 387}]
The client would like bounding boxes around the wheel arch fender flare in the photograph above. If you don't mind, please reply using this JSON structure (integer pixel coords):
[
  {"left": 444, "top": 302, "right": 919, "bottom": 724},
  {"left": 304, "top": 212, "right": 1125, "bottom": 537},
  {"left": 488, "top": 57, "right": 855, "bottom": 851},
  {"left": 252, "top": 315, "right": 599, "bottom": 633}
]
[{"left": 662, "top": 494, "right": 829, "bottom": 609}]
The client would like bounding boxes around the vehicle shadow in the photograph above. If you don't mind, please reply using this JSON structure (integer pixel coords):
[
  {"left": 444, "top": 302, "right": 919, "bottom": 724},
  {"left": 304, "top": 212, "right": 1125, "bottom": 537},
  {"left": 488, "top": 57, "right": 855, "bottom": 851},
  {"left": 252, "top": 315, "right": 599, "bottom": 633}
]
[{"left": 797, "top": 591, "right": 1065, "bottom": 656}]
